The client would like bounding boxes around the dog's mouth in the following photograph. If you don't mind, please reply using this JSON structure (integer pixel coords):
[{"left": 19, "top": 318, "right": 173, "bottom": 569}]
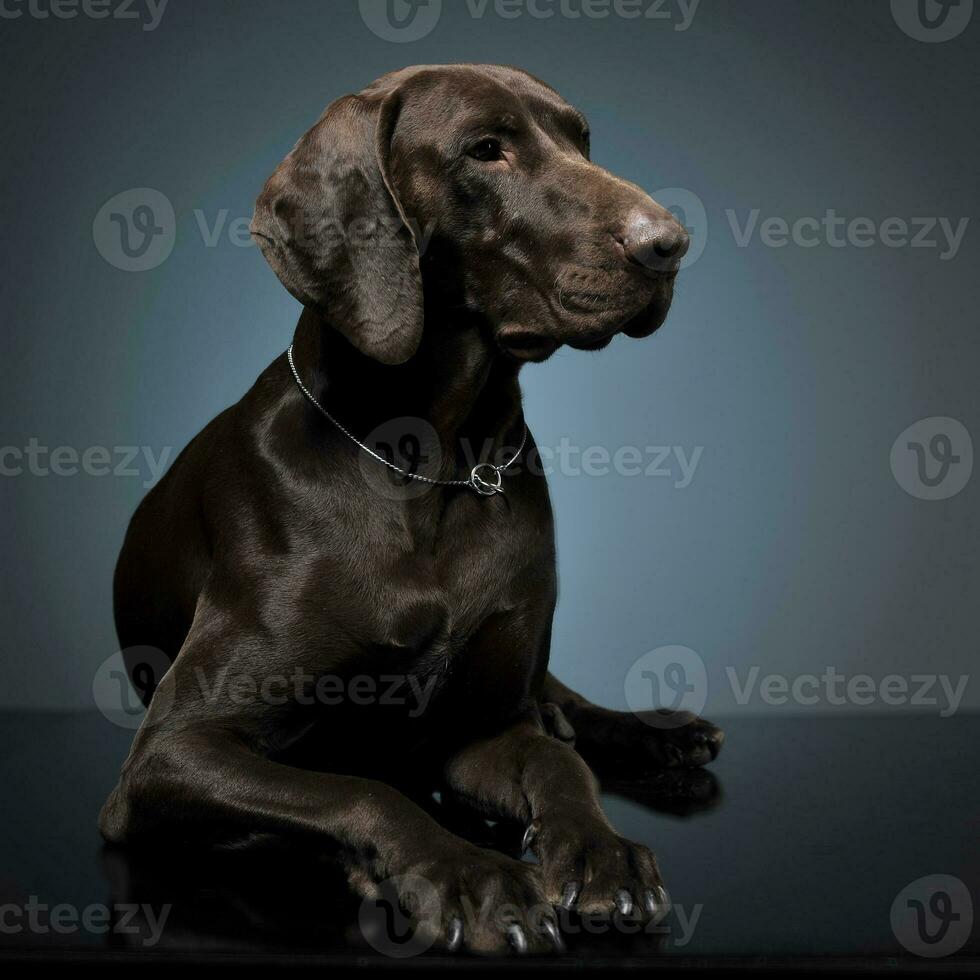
[
  {"left": 617, "top": 273, "right": 677, "bottom": 340},
  {"left": 495, "top": 273, "right": 676, "bottom": 361}
]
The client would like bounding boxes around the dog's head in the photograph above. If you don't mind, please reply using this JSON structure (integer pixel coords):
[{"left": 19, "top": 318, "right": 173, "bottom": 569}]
[{"left": 251, "top": 65, "right": 688, "bottom": 365}]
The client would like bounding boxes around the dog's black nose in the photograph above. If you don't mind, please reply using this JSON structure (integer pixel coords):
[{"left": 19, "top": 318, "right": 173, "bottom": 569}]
[{"left": 622, "top": 210, "right": 690, "bottom": 269}]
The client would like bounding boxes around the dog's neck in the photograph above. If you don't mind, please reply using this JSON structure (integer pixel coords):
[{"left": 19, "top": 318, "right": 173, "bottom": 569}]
[{"left": 289, "top": 309, "right": 525, "bottom": 470}]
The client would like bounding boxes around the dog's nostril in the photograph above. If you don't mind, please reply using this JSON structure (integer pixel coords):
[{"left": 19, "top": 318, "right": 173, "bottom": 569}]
[
  {"left": 653, "top": 236, "right": 683, "bottom": 259},
  {"left": 621, "top": 211, "right": 689, "bottom": 269}
]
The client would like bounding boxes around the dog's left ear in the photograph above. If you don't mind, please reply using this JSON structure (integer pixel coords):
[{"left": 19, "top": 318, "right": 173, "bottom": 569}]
[{"left": 250, "top": 91, "right": 423, "bottom": 365}]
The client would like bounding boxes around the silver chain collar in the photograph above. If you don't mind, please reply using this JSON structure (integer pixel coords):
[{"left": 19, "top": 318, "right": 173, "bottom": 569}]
[{"left": 286, "top": 346, "right": 527, "bottom": 496}]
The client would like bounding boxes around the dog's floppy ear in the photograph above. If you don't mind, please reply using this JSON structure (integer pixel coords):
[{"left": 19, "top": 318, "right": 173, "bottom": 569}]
[{"left": 250, "top": 92, "right": 422, "bottom": 365}]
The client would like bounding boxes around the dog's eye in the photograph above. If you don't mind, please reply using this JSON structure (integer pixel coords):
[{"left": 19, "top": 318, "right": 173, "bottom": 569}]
[{"left": 468, "top": 138, "right": 504, "bottom": 162}]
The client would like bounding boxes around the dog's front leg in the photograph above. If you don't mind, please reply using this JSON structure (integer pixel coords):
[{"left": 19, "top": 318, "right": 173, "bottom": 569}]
[
  {"left": 99, "top": 611, "right": 560, "bottom": 956},
  {"left": 444, "top": 711, "right": 669, "bottom": 921}
]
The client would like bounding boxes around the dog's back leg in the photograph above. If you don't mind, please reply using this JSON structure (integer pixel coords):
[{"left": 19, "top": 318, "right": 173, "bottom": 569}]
[
  {"left": 112, "top": 450, "right": 213, "bottom": 707},
  {"left": 541, "top": 672, "right": 724, "bottom": 771}
]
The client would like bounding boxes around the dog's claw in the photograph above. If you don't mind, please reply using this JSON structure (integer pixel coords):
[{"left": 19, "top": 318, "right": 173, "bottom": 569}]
[
  {"left": 447, "top": 917, "right": 463, "bottom": 953},
  {"left": 615, "top": 888, "right": 633, "bottom": 916},
  {"left": 542, "top": 917, "right": 565, "bottom": 953},
  {"left": 560, "top": 881, "right": 580, "bottom": 910},
  {"left": 521, "top": 820, "right": 538, "bottom": 853},
  {"left": 506, "top": 923, "right": 529, "bottom": 955},
  {"left": 645, "top": 884, "right": 670, "bottom": 916},
  {"left": 644, "top": 889, "right": 659, "bottom": 916}
]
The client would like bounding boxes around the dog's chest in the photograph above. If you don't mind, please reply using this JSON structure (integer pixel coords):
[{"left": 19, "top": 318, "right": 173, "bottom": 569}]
[
  {"left": 369, "top": 526, "right": 525, "bottom": 661},
  {"left": 321, "top": 500, "right": 548, "bottom": 699},
  {"left": 279, "top": 492, "right": 554, "bottom": 767}
]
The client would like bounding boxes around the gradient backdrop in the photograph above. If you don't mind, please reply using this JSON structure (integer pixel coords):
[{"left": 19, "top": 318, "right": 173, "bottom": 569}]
[{"left": 1, "top": 0, "right": 977, "bottom": 717}]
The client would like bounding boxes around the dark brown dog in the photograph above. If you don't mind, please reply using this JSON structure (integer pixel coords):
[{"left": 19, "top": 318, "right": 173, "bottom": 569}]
[{"left": 101, "top": 64, "right": 722, "bottom": 956}]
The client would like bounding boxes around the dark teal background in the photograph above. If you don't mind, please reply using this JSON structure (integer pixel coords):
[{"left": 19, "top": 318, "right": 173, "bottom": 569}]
[{"left": 1, "top": 0, "right": 977, "bottom": 711}]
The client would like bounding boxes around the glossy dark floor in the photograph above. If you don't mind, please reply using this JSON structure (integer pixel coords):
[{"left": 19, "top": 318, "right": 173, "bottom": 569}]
[{"left": 0, "top": 712, "right": 977, "bottom": 971}]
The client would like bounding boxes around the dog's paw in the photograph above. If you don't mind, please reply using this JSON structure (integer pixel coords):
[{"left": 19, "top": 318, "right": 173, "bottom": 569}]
[
  {"left": 398, "top": 844, "right": 563, "bottom": 955},
  {"left": 530, "top": 816, "right": 668, "bottom": 920},
  {"left": 629, "top": 711, "right": 725, "bottom": 768},
  {"left": 578, "top": 709, "right": 724, "bottom": 770}
]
